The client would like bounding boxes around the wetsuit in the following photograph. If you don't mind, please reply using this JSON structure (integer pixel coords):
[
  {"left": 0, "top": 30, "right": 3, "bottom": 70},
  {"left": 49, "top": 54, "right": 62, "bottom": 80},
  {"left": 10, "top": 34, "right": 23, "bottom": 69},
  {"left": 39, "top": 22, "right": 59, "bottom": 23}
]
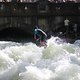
[{"left": 34, "top": 28, "right": 47, "bottom": 46}]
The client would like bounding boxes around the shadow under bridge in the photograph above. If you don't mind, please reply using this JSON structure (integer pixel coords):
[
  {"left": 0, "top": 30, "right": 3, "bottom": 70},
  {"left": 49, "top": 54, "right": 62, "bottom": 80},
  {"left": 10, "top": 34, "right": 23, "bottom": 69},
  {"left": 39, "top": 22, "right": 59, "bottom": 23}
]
[{"left": 0, "top": 22, "right": 34, "bottom": 41}]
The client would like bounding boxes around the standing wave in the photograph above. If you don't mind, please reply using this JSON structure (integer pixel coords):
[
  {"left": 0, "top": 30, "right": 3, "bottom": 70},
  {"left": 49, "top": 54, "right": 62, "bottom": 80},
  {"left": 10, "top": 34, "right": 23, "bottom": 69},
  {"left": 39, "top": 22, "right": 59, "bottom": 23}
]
[{"left": 0, "top": 36, "right": 80, "bottom": 80}]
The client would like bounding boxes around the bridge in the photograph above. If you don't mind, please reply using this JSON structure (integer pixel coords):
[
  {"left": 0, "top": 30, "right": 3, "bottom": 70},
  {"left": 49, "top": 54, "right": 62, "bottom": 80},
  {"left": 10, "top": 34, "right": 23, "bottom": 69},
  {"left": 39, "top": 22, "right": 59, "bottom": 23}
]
[{"left": 0, "top": 1, "right": 80, "bottom": 40}]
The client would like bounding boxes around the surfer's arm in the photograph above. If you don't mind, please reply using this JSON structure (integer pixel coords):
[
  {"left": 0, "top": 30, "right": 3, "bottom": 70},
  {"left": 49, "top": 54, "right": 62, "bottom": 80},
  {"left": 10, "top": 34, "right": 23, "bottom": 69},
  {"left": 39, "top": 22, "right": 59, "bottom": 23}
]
[{"left": 34, "top": 29, "right": 37, "bottom": 40}]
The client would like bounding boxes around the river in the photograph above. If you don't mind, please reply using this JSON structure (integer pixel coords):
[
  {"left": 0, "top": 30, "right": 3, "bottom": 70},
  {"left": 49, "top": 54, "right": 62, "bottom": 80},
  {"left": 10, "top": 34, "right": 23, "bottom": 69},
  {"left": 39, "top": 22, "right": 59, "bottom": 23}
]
[{"left": 0, "top": 36, "right": 80, "bottom": 80}]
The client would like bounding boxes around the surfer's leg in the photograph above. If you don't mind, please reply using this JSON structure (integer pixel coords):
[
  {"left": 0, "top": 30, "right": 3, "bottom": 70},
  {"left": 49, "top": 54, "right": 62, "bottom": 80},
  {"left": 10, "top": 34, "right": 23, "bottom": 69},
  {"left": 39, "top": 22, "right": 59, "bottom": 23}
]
[
  {"left": 40, "top": 36, "right": 47, "bottom": 47},
  {"left": 36, "top": 39, "right": 39, "bottom": 45}
]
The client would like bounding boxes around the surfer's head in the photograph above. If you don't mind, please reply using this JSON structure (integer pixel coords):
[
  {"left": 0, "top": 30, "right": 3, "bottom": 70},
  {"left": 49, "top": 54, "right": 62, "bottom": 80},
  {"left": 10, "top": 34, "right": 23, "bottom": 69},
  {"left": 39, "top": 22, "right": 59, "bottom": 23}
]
[{"left": 34, "top": 26, "right": 38, "bottom": 29}]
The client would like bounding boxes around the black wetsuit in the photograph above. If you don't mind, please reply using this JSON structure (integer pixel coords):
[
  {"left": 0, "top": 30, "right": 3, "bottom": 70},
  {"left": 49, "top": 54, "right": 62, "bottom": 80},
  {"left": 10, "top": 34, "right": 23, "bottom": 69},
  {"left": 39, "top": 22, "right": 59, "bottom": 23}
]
[{"left": 34, "top": 29, "right": 47, "bottom": 45}]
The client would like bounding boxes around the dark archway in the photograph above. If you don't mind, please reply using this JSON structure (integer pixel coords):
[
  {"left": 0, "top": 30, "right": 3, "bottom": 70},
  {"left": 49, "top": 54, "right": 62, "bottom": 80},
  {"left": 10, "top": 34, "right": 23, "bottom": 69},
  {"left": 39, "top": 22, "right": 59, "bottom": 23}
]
[{"left": 0, "top": 27, "right": 33, "bottom": 42}]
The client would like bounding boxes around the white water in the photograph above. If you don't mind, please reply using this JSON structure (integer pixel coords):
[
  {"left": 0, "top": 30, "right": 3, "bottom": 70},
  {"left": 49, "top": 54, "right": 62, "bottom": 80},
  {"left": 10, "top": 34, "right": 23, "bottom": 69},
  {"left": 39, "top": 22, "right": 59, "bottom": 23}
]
[{"left": 0, "top": 37, "right": 80, "bottom": 80}]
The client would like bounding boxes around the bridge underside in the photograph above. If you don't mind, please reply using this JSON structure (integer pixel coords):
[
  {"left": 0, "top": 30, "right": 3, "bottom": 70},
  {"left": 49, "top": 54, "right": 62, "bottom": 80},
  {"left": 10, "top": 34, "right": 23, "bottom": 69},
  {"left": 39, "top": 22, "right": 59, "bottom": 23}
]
[
  {"left": 0, "top": 27, "right": 33, "bottom": 42},
  {"left": 0, "top": 2, "right": 80, "bottom": 41}
]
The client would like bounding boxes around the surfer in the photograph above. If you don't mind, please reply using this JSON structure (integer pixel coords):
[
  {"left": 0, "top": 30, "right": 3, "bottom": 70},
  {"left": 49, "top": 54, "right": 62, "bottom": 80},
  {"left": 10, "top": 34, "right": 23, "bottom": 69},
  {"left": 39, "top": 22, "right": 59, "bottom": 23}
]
[{"left": 34, "top": 26, "right": 47, "bottom": 47}]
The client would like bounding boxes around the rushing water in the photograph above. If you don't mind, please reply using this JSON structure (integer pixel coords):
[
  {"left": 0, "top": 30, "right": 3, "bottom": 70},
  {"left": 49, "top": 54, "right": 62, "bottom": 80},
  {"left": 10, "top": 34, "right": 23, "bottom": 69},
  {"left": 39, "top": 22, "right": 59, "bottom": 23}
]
[{"left": 0, "top": 36, "right": 80, "bottom": 80}]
